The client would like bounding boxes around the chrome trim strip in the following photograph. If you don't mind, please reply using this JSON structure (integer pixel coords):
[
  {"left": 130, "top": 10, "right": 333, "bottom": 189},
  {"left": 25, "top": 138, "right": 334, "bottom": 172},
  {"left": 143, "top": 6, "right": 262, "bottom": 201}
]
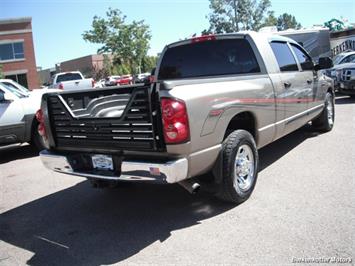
[
  {"left": 258, "top": 104, "right": 324, "bottom": 132},
  {"left": 40, "top": 150, "right": 188, "bottom": 184},
  {"left": 189, "top": 144, "right": 222, "bottom": 157}
]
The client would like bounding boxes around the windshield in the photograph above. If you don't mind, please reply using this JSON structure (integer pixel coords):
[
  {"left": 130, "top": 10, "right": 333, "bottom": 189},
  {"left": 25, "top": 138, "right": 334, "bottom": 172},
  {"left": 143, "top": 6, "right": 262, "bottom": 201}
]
[
  {"left": 1, "top": 81, "right": 29, "bottom": 96},
  {"left": 56, "top": 73, "right": 83, "bottom": 83},
  {"left": 1, "top": 83, "right": 28, "bottom": 98},
  {"left": 158, "top": 39, "right": 260, "bottom": 80},
  {"left": 333, "top": 54, "right": 346, "bottom": 65}
]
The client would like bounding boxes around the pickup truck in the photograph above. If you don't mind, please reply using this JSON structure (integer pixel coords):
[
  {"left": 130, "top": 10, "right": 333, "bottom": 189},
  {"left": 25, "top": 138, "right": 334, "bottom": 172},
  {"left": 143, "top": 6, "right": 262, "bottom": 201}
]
[
  {"left": 49, "top": 71, "right": 95, "bottom": 91},
  {"left": 331, "top": 63, "right": 355, "bottom": 97},
  {"left": 39, "top": 32, "right": 334, "bottom": 203}
]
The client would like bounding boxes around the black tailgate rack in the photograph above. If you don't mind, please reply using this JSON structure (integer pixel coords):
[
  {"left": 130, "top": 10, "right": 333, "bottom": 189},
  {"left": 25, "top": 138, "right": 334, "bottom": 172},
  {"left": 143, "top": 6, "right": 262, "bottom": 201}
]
[{"left": 45, "top": 86, "right": 164, "bottom": 153}]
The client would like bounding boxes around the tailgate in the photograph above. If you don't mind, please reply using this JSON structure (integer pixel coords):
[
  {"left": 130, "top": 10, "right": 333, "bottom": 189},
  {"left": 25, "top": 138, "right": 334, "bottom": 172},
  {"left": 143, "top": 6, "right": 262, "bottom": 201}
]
[
  {"left": 61, "top": 79, "right": 92, "bottom": 91},
  {"left": 42, "top": 85, "right": 165, "bottom": 153}
]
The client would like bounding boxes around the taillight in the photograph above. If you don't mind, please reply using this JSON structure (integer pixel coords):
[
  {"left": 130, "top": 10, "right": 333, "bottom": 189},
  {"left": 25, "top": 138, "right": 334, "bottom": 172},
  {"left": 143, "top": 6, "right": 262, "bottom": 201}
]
[
  {"left": 149, "top": 75, "right": 155, "bottom": 83},
  {"left": 58, "top": 83, "right": 64, "bottom": 90},
  {"left": 92, "top": 79, "right": 95, "bottom": 87},
  {"left": 35, "top": 109, "right": 44, "bottom": 123},
  {"left": 161, "top": 98, "right": 190, "bottom": 144},
  {"left": 35, "top": 109, "right": 47, "bottom": 138}
]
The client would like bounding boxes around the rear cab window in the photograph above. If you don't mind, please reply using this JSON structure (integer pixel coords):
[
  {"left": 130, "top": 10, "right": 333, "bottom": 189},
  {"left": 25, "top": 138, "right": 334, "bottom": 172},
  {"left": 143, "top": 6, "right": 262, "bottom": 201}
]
[
  {"left": 56, "top": 73, "right": 83, "bottom": 83},
  {"left": 158, "top": 38, "right": 261, "bottom": 80}
]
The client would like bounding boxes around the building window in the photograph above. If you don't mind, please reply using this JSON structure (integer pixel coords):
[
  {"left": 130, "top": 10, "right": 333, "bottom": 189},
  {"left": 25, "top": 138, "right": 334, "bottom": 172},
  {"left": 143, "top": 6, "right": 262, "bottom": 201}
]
[
  {"left": 5, "top": 73, "right": 28, "bottom": 89},
  {"left": 0, "top": 42, "right": 24, "bottom": 61}
]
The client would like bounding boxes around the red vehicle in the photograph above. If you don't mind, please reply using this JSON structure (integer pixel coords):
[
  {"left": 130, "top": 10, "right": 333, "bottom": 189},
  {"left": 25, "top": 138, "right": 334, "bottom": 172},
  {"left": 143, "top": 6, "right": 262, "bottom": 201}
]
[{"left": 116, "top": 75, "right": 133, "bottom": 85}]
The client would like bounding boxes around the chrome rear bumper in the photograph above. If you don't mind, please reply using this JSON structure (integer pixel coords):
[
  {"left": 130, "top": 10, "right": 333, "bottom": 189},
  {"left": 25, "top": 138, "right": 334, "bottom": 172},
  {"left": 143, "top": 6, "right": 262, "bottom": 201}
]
[{"left": 40, "top": 150, "right": 188, "bottom": 184}]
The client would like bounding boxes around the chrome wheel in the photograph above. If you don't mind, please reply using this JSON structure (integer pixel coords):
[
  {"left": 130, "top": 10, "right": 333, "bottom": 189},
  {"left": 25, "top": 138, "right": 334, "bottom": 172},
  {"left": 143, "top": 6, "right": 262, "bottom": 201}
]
[
  {"left": 234, "top": 144, "right": 255, "bottom": 192},
  {"left": 326, "top": 94, "right": 334, "bottom": 127}
]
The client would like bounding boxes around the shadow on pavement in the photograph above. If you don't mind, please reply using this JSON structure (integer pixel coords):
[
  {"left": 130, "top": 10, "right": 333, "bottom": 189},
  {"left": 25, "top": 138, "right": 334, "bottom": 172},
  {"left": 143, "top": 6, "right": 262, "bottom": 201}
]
[
  {"left": 0, "top": 144, "right": 39, "bottom": 164},
  {"left": 0, "top": 118, "right": 332, "bottom": 265},
  {"left": 258, "top": 124, "right": 319, "bottom": 172},
  {"left": 335, "top": 95, "right": 355, "bottom": 105},
  {"left": 0, "top": 182, "right": 233, "bottom": 265}
]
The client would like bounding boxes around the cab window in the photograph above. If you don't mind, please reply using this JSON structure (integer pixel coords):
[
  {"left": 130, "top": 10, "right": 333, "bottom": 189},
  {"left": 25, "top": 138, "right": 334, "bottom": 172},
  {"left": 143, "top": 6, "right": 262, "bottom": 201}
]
[
  {"left": 158, "top": 39, "right": 261, "bottom": 80},
  {"left": 270, "top": 41, "right": 298, "bottom": 72},
  {"left": 290, "top": 44, "right": 314, "bottom": 71}
]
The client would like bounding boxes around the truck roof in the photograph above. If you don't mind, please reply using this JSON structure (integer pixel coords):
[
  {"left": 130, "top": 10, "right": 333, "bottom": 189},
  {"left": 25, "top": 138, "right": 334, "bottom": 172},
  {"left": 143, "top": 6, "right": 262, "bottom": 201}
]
[{"left": 165, "top": 31, "right": 298, "bottom": 49}]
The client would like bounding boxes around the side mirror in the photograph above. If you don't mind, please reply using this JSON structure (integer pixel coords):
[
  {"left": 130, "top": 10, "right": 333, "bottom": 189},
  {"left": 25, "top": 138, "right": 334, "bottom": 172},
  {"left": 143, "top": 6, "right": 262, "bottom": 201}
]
[
  {"left": 1, "top": 92, "right": 15, "bottom": 102},
  {"left": 315, "top": 57, "right": 333, "bottom": 71}
]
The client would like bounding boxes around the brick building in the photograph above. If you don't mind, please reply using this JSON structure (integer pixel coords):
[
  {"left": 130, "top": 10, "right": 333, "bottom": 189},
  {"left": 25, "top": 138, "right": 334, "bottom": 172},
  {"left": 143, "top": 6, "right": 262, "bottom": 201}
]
[
  {"left": 0, "top": 17, "right": 39, "bottom": 90},
  {"left": 38, "top": 54, "right": 113, "bottom": 85}
]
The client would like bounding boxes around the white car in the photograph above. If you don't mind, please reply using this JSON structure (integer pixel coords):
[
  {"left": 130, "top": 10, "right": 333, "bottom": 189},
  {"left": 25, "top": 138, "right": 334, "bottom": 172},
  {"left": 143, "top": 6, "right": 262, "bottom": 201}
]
[
  {"left": 0, "top": 79, "right": 58, "bottom": 96},
  {"left": 0, "top": 83, "right": 47, "bottom": 150},
  {"left": 0, "top": 79, "right": 30, "bottom": 95}
]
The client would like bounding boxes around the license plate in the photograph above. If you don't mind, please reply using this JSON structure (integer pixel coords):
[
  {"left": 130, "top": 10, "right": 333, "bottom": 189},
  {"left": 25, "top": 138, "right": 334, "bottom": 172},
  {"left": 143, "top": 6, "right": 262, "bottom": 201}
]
[
  {"left": 340, "top": 83, "right": 345, "bottom": 89},
  {"left": 92, "top": 154, "right": 113, "bottom": 170}
]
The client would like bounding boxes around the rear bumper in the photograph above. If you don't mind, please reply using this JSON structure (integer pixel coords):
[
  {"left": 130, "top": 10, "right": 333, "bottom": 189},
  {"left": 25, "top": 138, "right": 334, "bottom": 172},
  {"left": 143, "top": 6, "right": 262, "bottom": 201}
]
[{"left": 40, "top": 150, "right": 188, "bottom": 184}]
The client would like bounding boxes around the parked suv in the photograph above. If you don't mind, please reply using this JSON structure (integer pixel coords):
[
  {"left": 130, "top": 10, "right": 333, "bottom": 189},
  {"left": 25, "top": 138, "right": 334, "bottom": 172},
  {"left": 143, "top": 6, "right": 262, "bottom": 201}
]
[
  {"left": 326, "top": 51, "right": 355, "bottom": 90},
  {"left": 39, "top": 32, "right": 334, "bottom": 203}
]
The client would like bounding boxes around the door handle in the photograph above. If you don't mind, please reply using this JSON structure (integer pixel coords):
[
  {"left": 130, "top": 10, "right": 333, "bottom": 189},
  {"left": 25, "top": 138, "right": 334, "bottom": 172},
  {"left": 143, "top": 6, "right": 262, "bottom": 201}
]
[
  {"left": 284, "top": 82, "right": 291, "bottom": 88},
  {"left": 306, "top": 79, "right": 312, "bottom": 84}
]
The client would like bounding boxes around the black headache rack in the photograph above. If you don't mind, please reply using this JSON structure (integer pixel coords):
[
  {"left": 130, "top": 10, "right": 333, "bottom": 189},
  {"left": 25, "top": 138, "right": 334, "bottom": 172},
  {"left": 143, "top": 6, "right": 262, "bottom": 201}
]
[{"left": 44, "top": 85, "right": 165, "bottom": 153}]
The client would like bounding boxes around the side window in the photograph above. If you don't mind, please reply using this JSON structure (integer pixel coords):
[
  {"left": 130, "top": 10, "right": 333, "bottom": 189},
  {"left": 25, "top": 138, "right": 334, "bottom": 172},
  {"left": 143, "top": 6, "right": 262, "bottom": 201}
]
[
  {"left": 270, "top": 42, "right": 298, "bottom": 72},
  {"left": 0, "top": 89, "right": 4, "bottom": 102},
  {"left": 290, "top": 44, "right": 314, "bottom": 71}
]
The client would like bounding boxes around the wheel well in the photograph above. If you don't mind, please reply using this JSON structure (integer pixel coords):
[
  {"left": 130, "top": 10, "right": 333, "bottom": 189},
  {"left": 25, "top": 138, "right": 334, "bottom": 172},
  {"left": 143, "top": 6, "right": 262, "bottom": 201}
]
[
  {"left": 327, "top": 87, "right": 334, "bottom": 95},
  {"left": 224, "top": 112, "right": 257, "bottom": 142}
]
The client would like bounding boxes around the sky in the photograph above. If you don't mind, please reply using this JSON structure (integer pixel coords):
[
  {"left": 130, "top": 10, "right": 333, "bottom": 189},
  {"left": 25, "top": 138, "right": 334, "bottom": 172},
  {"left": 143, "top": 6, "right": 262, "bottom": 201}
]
[{"left": 0, "top": 0, "right": 354, "bottom": 69}]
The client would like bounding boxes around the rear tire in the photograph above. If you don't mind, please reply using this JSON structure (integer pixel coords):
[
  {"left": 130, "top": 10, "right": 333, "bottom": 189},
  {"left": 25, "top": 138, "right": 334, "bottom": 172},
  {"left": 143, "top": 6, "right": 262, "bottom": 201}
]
[
  {"left": 216, "top": 130, "right": 258, "bottom": 204},
  {"left": 31, "top": 122, "right": 46, "bottom": 151},
  {"left": 312, "top": 92, "right": 335, "bottom": 132}
]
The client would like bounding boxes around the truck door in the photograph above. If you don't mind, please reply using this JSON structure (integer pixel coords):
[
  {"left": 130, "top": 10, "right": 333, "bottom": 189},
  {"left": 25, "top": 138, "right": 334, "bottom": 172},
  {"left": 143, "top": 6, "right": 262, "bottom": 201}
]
[
  {"left": 270, "top": 41, "right": 308, "bottom": 135},
  {"left": 289, "top": 43, "right": 318, "bottom": 111}
]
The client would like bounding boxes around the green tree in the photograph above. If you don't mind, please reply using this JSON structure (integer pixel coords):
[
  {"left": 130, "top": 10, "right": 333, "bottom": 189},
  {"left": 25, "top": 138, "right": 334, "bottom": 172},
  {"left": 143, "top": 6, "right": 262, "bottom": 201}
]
[
  {"left": 141, "top": 55, "right": 158, "bottom": 73},
  {"left": 324, "top": 18, "right": 345, "bottom": 31},
  {"left": 259, "top": 11, "right": 277, "bottom": 28},
  {"left": 205, "top": 0, "right": 271, "bottom": 33},
  {"left": 83, "top": 8, "right": 151, "bottom": 75},
  {"left": 97, "top": 54, "right": 113, "bottom": 78},
  {"left": 277, "top": 13, "right": 302, "bottom": 31}
]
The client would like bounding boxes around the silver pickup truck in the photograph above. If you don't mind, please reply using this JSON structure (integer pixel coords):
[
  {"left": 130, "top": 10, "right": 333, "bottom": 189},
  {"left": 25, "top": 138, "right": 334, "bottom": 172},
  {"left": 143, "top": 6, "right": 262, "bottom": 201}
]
[{"left": 39, "top": 32, "right": 334, "bottom": 203}]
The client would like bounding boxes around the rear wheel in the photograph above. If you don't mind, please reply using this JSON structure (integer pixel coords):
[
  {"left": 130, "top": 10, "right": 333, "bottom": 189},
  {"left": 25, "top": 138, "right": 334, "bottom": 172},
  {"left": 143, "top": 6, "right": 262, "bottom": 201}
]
[
  {"left": 31, "top": 122, "right": 46, "bottom": 151},
  {"left": 216, "top": 130, "right": 258, "bottom": 204},
  {"left": 312, "top": 92, "right": 335, "bottom": 132}
]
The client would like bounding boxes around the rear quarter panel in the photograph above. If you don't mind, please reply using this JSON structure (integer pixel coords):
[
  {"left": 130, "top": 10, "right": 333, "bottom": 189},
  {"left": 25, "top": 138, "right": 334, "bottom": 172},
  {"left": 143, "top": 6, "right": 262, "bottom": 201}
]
[{"left": 159, "top": 75, "right": 276, "bottom": 154}]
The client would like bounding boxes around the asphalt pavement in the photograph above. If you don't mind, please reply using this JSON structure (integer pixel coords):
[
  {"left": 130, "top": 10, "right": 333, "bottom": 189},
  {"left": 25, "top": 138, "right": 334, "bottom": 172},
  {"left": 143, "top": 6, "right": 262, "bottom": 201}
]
[{"left": 0, "top": 96, "right": 354, "bottom": 266}]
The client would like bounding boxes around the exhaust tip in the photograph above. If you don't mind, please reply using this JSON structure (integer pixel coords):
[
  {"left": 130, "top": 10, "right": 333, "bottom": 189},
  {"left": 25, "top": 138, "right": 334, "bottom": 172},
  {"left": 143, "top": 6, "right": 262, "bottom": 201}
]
[
  {"left": 191, "top": 183, "right": 201, "bottom": 194},
  {"left": 179, "top": 180, "right": 201, "bottom": 194}
]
